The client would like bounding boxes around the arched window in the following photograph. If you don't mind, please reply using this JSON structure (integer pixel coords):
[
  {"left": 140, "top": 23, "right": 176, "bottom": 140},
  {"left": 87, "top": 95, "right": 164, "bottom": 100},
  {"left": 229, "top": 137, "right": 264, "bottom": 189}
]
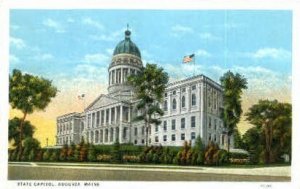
[
  {"left": 192, "top": 94, "right": 196, "bottom": 106},
  {"left": 164, "top": 100, "right": 168, "bottom": 111},
  {"left": 172, "top": 99, "right": 177, "bottom": 110},
  {"left": 181, "top": 96, "right": 186, "bottom": 108}
]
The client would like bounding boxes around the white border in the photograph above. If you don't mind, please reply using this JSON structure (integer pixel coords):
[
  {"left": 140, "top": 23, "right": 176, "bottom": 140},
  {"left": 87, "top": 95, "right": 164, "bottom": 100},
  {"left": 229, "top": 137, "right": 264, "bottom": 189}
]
[{"left": 1, "top": 0, "right": 299, "bottom": 189}]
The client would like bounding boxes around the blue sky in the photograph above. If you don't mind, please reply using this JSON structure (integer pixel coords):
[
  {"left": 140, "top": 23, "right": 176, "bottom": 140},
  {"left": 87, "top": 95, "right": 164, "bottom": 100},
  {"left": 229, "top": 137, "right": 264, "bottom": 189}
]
[{"left": 10, "top": 10, "right": 292, "bottom": 120}]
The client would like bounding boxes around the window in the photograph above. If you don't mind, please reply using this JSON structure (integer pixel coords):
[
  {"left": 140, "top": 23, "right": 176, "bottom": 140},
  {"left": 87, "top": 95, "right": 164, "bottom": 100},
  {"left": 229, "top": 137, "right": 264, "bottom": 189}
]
[
  {"left": 142, "top": 126, "right": 145, "bottom": 135},
  {"left": 208, "top": 133, "right": 212, "bottom": 141},
  {"left": 181, "top": 118, "right": 185, "bottom": 129},
  {"left": 106, "top": 109, "right": 109, "bottom": 123},
  {"left": 172, "top": 119, "right": 176, "bottom": 130},
  {"left": 192, "top": 94, "right": 196, "bottom": 106},
  {"left": 191, "top": 132, "right": 196, "bottom": 140},
  {"left": 214, "top": 134, "right": 217, "bottom": 142},
  {"left": 214, "top": 119, "right": 217, "bottom": 130},
  {"left": 222, "top": 135, "right": 225, "bottom": 145},
  {"left": 134, "top": 140, "right": 137, "bottom": 144},
  {"left": 164, "top": 93, "right": 168, "bottom": 97},
  {"left": 172, "top": 99, "right": 177, "bottom": 110},
  {"left": 181, "top": 133, "right": 185, "bottom": 140},
  {"left": 164, "top": 100, "right": 168, "bottom": 111},
  {"left": 134, "top": 127, "right": 138, "bottom": 136},
  {"left": 173, "top": 90, "right": 176, "bottom": 95},
  {"left": 92, "top": 113, "right": 95, "bottom": 127},
  {"left": 87, "top": 114, "right": 91, "bottom": 128},
  {"left": 155, "top": 125, "right": 158, "bottom": 132},
  {"left": 191, "top": 116, "right": 196, "bottom": 128},
  {"left": 163, "top": 121, "right": 167, "bottom": 131},
  {"left": 181, "top": 96, "right": 186, "bottom": 108},
  {"left": 163, "top": 135, "right": 167, "bottom": 142},
  {"left": 142, "top": 139, "right": 145, "bottom": 144},
  {"left": 192, "top": 85, "right": 196, "bottom": 90},
  {"left": 155, "top": 136, "right": 159, "bottom": 142},
  {"left": 172, "top": 134, "right": 176, "bottom": 141},
  {"left": 182, "top": 87, "right": 186, "bottom": 92},
  {"left": 214, "top": 91, "right": 217, "bottom": 109},
  {"left": 96, "top": 111, "right": 100, "bottom": 126},
  {"left": 208, "top": 117, "right": 211, "bottom": 128}
]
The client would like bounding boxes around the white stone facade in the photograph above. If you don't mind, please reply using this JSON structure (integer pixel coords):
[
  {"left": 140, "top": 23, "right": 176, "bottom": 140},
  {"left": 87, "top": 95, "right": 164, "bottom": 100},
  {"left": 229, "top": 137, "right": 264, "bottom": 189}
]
[{"left": 56, "top": 29, "right": 233, "bottom": 149}]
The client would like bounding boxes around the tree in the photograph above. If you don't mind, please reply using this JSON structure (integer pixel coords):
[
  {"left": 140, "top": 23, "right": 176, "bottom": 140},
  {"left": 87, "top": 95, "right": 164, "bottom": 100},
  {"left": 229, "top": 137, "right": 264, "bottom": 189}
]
[
  {"left": 192, "top": 135, "right": 204, "bottom": 165},
  {"left": 9, "top": 69, "right": 57, "bottom": 155},
  {"left": 242, "top": 127, "right": 263, "bottom": 164},
  {"left": 87, "top": 144, "right": 96, "bottom": 162},
  {"left": 245, "top": 100, "right": 291, "bottom": 164},
  {"left": 22, "top": 137, "right": 41, "bottom": 161},
  {"left": 220, "top": 71, "right": 247, "bottom": 152},
  {"left": 233, "top": 128, "right": 244, "bottom": 149},
  {"left": 9, "top": 117, "right": 35, "bottom": 147},
  {"left": 128, "top": 64, "right": 169, "bottom": 146},
  {"left": 112, "top": 140, "right": 122, "bottom": 163}
]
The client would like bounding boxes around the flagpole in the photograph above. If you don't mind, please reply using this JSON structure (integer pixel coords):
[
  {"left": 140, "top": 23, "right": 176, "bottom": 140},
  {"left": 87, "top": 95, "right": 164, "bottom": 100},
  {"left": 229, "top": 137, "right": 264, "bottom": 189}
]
[{"left": 193, "top": 54, "right": 196, "bottom": 76}]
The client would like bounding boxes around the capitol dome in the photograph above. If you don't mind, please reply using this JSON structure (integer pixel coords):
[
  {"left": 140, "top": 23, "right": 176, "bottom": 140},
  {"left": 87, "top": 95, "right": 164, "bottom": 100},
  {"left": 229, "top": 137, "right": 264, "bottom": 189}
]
[
  {"left": 113, "top": 30, "right": 141, "bottom": 58},
  {"left": 108, "top": 28, "right": 143, "bottom": 96}
]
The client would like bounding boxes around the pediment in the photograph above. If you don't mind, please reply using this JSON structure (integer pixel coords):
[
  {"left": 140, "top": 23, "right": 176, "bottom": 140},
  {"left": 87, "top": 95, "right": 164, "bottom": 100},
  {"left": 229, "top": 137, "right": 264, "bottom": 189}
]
[{"left": 85, "top": 94, "right": 120, "bottom": 111}]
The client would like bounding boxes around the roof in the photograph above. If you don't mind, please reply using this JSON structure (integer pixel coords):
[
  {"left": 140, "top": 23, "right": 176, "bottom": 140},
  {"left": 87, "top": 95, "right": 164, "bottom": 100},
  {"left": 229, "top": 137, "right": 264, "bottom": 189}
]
[{"left": 113, "top": 29, "right": 141, "bottom": 58}]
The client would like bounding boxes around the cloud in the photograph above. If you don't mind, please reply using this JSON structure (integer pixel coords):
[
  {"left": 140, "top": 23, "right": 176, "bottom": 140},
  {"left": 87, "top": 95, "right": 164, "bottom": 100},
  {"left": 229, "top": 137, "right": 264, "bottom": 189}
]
[
  {"left": 43, "top": 18, "right": 65, "bottom": 33},
  {"left": 74, "top": 64, "right": 108, "bottom": 84},
  {"left": 82, "top": 53, "right": 110, "bottom": 65},
  {"left": 10, "top": 37, "right": 26, "bottom": 49},
  {"left": 171, "top": 24, "right": 194, "bottom": 37},
  {"left": 195, "top": 49, "right": 211, "bottom": 57},
  {"left": 9, "top": 54, "right": 20, "bottom": 64},
  {"left": 198, "top": 32, "right": 220, "bottom": 41},
  {"left": 251, "top": 48, "right": 291, "bottom": 60},
  {"left": 34, "top": 53, "right": 54, "bottom": 61},
  {"left": 82, "top": 18, "right": 104, "bottom": 30},
  {"left": 90, "top": 30, "right": 122, "bottom": 42},
  {"left": 10, "top": 24, "right": 20, "bottom": 30}
]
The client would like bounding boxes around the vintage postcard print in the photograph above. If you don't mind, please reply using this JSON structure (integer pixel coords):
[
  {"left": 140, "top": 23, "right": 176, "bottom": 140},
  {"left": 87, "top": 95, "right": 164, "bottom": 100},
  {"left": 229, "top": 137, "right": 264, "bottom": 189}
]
[{"left": 3, "top": 1, "right": 299, "bottom": 189}]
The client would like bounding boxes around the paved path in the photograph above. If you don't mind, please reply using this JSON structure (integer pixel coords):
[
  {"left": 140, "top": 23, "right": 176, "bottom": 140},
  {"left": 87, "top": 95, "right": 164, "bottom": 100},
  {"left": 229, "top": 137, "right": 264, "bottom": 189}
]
[{"left": 8, "top": 162, "right": 290, "bottom": 181}]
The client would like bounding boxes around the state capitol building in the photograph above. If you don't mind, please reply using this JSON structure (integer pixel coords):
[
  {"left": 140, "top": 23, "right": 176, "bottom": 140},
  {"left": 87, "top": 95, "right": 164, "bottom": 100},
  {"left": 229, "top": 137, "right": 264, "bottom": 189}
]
[{"left": 56, "top": 29, "right": 233, "bottom": 149}]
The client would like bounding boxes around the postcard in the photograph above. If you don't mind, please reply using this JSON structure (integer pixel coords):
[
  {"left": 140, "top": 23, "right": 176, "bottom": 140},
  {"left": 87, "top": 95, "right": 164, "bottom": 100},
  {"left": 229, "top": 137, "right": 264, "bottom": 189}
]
[{"left": 1, "top": 0, "right": 300, "bottom": 189}]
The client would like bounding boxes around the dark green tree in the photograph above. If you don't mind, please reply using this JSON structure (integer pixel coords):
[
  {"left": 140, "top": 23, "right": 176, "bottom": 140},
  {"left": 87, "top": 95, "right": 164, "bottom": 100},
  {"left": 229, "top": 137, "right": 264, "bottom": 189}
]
[
  {"left": 9, "top": 117, "right": 35, "bottom": 148},
  {"left": 242, "top": 127, "right": 263, "bottom": 164},
  {"left": 220, "top": 71, "right": 247, "bottom": 152},
  {"left": 233, "top": 128, "right": 244, "bottom": 149},
  {"left": 22, "top": 137, "right": 41, "bottom": 161},
  {"left": 87, "top": 144, "right": 96, "bottom": 162},
  {"left": 112, "top": 140, "right": 122, "bottom": 163},
  {"left": 192, "top": 135, "right": 204, "bottom": 165},
  {"left": 9, "top": 69, "right": 57, "bottom": 155},
  {"left": 245, "top": 100, "right": 291, "bottom": 164},
  {"left": 59, "top": 144, "right": 69, "bottom": 161},
  {"left": 128, "top": 63, "right": 169, "bottom": 146}
]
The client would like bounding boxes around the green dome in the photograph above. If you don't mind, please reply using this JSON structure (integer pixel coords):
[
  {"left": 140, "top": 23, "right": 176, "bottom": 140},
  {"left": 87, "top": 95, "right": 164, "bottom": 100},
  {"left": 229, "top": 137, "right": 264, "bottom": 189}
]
[{"left": 113, "top": 30, "right": 141, "bottom": 58}]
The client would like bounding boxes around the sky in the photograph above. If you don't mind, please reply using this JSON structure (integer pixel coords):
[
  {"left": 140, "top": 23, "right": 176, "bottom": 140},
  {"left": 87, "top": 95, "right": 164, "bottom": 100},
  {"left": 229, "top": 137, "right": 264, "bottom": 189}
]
[{"left": 9, "top": 10, "right": 292, "bottom": 147}]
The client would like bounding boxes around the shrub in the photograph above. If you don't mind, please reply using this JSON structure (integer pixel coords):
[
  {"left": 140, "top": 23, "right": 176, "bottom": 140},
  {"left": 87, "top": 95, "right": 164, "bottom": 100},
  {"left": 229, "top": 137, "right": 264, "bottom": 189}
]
[
  {"left": 122, "top": 155, "right": 140, "bottom": 163},
  {"left": 97, "top": 154, "right": 112, "bottom": 162},
  {"left": 87, "top": 144, "right": 96, "bottom": 162},
  {"left": 49, "top": 150, "right": 59, "bottom": 161},
  {"left": 43, "top": 149, "right": 51, "bottom": 161},
  {"left": 204, "top": 142, "right": 220, "bottom": 166}
]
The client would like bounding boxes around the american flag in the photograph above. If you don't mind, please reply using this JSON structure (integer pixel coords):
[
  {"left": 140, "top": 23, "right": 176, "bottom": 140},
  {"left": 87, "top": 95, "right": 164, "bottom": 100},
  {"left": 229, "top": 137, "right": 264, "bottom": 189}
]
[
  {"left": 183, "top": 54, "right": 195, "bottom": 63},
  {"left": 78, "top": 94, "right": 85, "bottom": 100}
]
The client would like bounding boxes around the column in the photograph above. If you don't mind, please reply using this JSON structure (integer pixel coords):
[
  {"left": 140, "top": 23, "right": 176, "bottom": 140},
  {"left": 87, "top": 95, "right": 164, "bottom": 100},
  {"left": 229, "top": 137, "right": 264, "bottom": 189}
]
[
  {"left": 104, "top": 109, "right": 107, "bottom": 126},
  {"left": 119, "top": 105, "right": 123, "bottom": 143},
  {"left": 116, "top": 69, "right": 119, "bottom": 83},
  {"left": 114, "top": 106, "right": 117, "bottom": 124},
  {"left": 121, "top": 68, "right": 123, "bottom": 84},
  {"left": 109, "top": 107, "right": 112, "bottom": 125}
]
